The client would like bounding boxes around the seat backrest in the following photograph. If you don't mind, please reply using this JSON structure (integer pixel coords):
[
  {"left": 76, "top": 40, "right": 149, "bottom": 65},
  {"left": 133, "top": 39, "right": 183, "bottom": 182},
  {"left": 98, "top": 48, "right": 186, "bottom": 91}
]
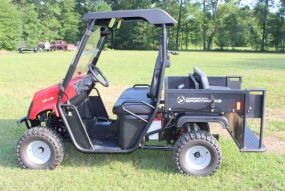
[
  {"left": 193, "top": 67, "right": 210, "bottom": 89},
  {"left": 148, "top": 44, "right": 163, "bottom": 100}
]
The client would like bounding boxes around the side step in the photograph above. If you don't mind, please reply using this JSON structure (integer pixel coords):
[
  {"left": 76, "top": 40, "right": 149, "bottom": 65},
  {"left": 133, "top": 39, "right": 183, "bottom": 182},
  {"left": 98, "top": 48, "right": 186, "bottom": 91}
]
[{"left": 140, "top": 145, "right": 173, "bottom": 151}]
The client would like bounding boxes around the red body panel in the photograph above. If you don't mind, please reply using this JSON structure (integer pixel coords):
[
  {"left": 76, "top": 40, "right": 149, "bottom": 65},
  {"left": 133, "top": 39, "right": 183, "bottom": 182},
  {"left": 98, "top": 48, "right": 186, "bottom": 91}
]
[{"left": 28, "top": 76, "right": 83, "bottom": 120}]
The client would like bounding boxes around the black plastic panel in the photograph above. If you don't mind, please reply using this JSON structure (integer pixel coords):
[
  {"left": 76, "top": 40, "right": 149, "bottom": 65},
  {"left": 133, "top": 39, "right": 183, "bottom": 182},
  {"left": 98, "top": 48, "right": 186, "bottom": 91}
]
[
  {"left": 61, "top": 105, "right": 93, "bottom": 150},
  {"left": 89, "top": 96, "right": 109, "bottom": 119},
  {"left": 240, "top": 126, "right": 266, "bottom": 152},
  {"left": 225, "top": 112, "right": 244, "bottom": 148},
  {"left": 248, "top": 94, "right": 264, "bottom": 118},
  {"left": 165, "top": 76, "right": 245, "bottom": 113},
  {"left": 118, "top": 115, "right": 147, "bottom": 149},
  {"left": 165, "top": 90, "right": 245, "bottom": 113},
  {"left": 225, "top": 112, "right": 265, "bottom": 152}
]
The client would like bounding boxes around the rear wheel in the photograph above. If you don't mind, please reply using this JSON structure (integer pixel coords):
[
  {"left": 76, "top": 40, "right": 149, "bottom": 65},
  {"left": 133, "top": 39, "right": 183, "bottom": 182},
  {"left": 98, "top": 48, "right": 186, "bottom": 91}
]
[
  {"left": 173, "top": 130, "right": 222, "bottom": 176},
  {"left": 16, "top": 127, "right": 64, "bottom": 169},
  {"left": 197, "top": 122, "right": 210, "bottom": 132}
]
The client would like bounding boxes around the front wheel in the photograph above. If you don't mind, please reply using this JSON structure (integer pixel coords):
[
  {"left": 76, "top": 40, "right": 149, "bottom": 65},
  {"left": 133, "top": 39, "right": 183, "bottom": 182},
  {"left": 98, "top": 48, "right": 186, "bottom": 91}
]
[
  {"left": 16, "top": 127, "right": 64, "bottom": 169},
  {"left": 173, "top": 130, "right": 222, "bottom": 176}
]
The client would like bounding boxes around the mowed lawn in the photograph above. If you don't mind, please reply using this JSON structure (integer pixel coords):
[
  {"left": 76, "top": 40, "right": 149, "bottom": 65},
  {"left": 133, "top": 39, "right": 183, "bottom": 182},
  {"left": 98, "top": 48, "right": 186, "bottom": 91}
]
[{"left": 0, "top": 51, "right": 284, "bottom": 190}]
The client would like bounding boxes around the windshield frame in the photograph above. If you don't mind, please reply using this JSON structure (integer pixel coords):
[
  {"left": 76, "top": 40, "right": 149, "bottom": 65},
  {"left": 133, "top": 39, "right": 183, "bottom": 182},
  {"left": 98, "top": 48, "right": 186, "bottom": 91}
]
[
  {"left": 74, "top": 27, "right": 107, "bottom": 77},
  {"left": 61, "top": 20, "right": 110, "bottom": 91}
]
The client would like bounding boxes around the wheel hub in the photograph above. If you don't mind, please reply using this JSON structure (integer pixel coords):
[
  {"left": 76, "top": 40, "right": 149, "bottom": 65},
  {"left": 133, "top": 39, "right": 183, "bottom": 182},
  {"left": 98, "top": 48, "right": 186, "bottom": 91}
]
[
  {"left": 26, "top": 140, "right": 51, "bottom": 164},
  {"left": 185, "top": 145, "right": 211, "bottom": 170},
  {"left": 194, "top": 151, "right": 201, "bottom": 158}
]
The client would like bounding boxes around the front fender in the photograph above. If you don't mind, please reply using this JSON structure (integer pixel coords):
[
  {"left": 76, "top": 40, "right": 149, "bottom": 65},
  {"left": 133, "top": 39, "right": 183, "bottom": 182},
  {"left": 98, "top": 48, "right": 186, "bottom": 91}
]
[{"left": 28, "top": 103, "right": 59, "bottom": 120}]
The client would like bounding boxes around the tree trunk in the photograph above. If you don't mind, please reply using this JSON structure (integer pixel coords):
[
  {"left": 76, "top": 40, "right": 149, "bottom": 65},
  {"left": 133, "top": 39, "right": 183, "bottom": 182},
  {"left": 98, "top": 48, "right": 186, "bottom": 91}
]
[
  {"left": 203, "top": 0, "right": 206, "bottom": 51},
  {"left": 176, "top": 0, "right": 183, "bottom": 50},
  {"left": 185, "top": 22, "right": 188, "bottom": 50},
  {"left": 181, "top": 25, "right": 184, "bottom": 50},
  {"left": 207, "top": 35, "right": 213, "bottom": 50},
  {"left": 261, "top": 0, "right": 269, "bottom": 51}
]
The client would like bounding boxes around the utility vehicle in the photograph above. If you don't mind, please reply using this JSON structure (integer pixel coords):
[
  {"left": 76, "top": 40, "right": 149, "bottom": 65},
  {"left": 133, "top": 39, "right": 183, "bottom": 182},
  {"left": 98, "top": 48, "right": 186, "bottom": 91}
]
[{"left": 16, "top": 9, "right": 266, "bottom": 176}]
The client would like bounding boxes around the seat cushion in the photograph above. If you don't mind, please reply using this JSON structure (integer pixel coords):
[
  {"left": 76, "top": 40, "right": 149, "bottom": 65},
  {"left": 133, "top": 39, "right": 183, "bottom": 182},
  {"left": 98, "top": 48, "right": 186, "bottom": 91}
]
[
  {"left": 119, "top": 87, "right": 150, "bottom": 99},
  {"left": 113, "top": 87, "right": 154, "bottom": 115}
]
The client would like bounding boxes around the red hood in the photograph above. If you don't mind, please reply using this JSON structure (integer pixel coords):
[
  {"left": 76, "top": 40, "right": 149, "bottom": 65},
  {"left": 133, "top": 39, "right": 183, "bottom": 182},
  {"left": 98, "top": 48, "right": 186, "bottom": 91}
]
[{"left": 28, "top": 75, "right": 83, "bottom": 120}]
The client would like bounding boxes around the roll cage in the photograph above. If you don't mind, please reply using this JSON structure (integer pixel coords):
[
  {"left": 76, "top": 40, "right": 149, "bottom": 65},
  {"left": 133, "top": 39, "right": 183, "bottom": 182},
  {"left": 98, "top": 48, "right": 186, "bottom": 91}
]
[{"left": 60, "top": 9, "right": 177, "bottom": 103}]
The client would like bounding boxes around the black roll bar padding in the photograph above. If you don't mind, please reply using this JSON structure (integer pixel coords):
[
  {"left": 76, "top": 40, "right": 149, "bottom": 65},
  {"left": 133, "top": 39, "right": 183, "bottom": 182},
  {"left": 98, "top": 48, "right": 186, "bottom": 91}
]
[
  {"left": 132, "top": 84, "right": 150, "bottom": 88},
  {"left": 121, "top": 101, "right": 155, "bottom": 123}
]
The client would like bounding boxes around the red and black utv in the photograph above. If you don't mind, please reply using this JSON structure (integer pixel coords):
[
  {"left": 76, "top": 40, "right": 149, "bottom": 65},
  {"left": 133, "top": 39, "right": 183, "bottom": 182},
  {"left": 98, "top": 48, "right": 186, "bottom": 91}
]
[{"left": 16, "top": 9, "right": 266, "bottom": 176}]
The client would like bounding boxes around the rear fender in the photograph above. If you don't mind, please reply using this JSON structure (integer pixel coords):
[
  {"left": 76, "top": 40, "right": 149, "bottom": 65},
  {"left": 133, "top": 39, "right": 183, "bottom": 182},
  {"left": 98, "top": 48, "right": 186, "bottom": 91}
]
[{"left": 176, "top": 115, "right": 229, "bottom": 129}]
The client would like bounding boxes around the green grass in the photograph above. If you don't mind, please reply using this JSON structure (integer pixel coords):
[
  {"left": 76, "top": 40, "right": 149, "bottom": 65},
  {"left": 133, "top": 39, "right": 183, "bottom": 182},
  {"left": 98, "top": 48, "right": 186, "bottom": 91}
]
[{"left": 0, "top": 51, "right": 285, "bottom": 190}]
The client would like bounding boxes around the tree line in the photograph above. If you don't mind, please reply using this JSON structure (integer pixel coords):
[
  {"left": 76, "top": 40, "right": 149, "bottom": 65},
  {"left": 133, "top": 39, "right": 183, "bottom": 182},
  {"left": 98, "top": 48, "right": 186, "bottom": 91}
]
[{"left": 0, "top": 0, "right": 284, "bottom": 52}]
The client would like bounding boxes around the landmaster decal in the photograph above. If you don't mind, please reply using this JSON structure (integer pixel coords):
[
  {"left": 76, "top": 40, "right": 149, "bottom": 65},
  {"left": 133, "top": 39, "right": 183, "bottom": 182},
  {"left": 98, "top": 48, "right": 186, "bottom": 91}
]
[
  {"left": 177, "top": 96, "right": 222, "bottom": 104},
  {"left": 177, "top": 96, "right": 186, "bottom": 104}
]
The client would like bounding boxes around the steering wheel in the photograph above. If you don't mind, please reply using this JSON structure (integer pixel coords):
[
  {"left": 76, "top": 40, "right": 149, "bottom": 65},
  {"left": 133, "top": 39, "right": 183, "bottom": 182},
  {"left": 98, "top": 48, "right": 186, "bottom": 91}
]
[{"left": 88, "top": 64, "right": 109, "bottom": 87}]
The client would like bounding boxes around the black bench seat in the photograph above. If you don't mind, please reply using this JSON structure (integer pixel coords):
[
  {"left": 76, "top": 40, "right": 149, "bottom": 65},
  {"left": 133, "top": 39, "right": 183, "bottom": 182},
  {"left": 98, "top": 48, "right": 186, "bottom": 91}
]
[{"left": 112, "top": 87, "right": 154, "bottom": 115}]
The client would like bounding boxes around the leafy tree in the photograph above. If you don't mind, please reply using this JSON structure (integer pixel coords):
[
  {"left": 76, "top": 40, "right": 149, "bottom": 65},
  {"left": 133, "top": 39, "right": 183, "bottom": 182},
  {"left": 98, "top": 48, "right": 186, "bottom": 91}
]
[
  {"left": 59, "top": 0, "right": 80, "bottom": 43},
  {"left": 0, "top": 0, "right": 22, "bottom": 50},
  {"left": 75, "top": 0, "right": 111, "bottom": 35},
  {"left": 267, "top": 13, "right": 284, "bottom": 51},
  {"left": 3, "top": 0, "right": 285, "bottom": 52},
  {"left": 215, "top": 3, "right": 250, "bottom": 49},
  {"left": 21, "top": 4, "right": 42, "bottom": 46},
  {"left": 254, "top": 0, "right": 274, "bottom": 51}
]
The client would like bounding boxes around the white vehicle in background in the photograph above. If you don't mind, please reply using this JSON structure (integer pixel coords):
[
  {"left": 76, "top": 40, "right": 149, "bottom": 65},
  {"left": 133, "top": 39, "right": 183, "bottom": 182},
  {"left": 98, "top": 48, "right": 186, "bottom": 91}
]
[{"left": 38, "top": 41, "right": 51, "bottom": 51}]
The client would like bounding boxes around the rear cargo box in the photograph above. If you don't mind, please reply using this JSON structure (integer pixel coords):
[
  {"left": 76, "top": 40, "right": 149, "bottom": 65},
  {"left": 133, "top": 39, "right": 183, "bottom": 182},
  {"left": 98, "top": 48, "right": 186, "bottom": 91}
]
[{"left": 165, "top": 76, "right": 266, "bottom": 152}]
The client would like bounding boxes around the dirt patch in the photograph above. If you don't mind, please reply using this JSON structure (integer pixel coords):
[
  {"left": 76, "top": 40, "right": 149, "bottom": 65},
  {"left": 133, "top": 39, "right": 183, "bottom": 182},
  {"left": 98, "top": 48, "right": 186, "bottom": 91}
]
[
  {"left": 209, "top": 124, "right": 285, "bottom": 155},
  {"left": 263, "top": 136, "right": 285, "bottom": 155},
  {"left": 265, "top": 107, "right": 285, "bottom": 121}
]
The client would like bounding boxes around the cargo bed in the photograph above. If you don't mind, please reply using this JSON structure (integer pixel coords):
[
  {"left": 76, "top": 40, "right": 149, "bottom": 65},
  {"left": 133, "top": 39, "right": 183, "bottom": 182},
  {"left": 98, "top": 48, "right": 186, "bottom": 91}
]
[{"left": 164, "top": 68, "right": 266, "bottom": 152}]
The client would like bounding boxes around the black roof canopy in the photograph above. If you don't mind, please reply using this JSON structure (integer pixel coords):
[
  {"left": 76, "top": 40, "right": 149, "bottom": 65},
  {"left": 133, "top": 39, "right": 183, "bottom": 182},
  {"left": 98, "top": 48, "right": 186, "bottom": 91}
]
[{"left": 82, "top": 9, "right": 177, "bottom": 26}]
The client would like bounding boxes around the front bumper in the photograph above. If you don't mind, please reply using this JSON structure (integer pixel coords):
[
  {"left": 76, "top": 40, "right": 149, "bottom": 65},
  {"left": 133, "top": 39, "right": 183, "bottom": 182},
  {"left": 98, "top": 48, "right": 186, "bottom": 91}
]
[{"left": 16, "top": 116, "right": 30, "bottom": 128}]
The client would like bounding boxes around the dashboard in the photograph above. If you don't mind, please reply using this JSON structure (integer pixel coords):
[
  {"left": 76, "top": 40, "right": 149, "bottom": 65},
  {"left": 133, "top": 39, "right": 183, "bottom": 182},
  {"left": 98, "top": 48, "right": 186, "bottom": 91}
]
[{"left": 74, "top": 75, "right": 94, "bottom": 95}]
